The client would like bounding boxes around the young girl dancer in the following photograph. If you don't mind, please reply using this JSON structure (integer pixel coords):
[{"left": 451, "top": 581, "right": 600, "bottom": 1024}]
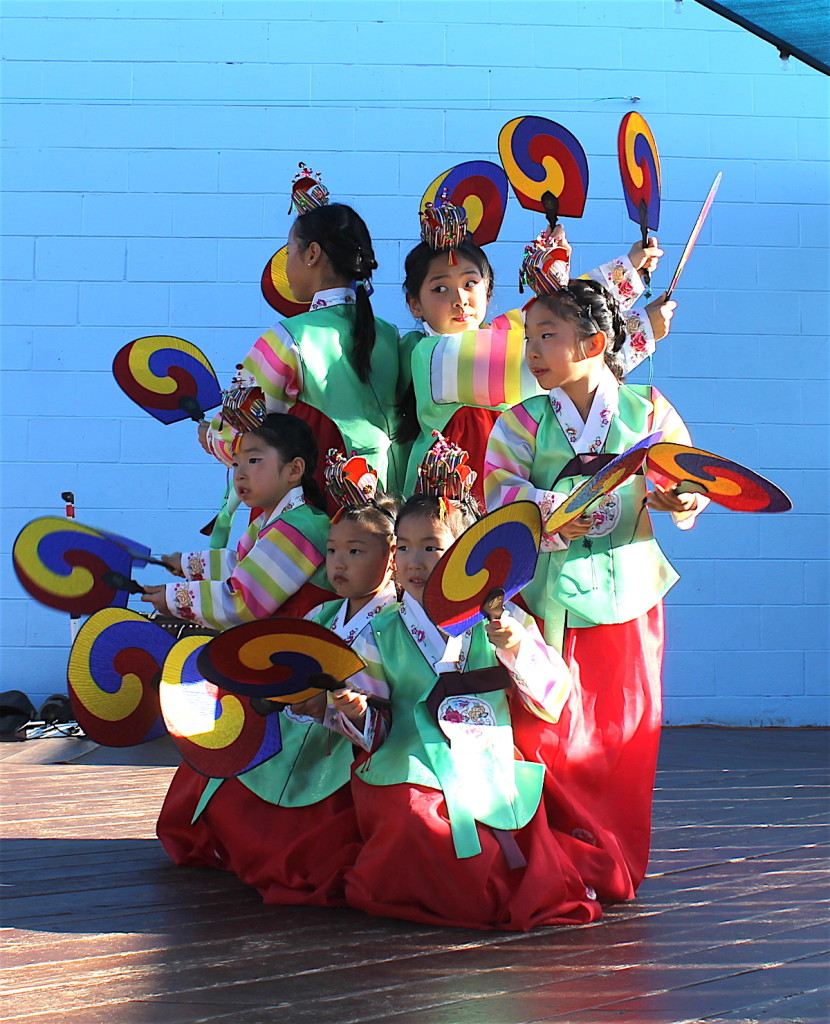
[
  {"left": 341, "top": 441, "right": 600, "bottom": 931},
  {"left": 157, "top": 454, "right": 398, "bottom": 905},
  {"left": 142, "top": 413, "right": 333, "bottom": 628},
  {"left": 202, "top": 167, "right": 407, "bottom": 498},
  {"left": 399, "top": 198, "right": 674, "bottom": 503},
  {"left": 484, "top": 271, "right": 704, "bottom": 901}
]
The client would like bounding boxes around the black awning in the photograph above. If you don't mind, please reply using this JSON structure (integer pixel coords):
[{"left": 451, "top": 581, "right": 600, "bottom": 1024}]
[{"left": 694, "top": 0, "right": 830, "bottom": 76}]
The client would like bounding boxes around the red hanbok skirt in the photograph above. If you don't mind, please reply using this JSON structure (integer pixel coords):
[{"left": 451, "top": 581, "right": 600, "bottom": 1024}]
[
  {"left": 157, "top": 763, "right": 362, "bottom": 907},
  {"left": 510, "top": 603, "right": 665, "bottom": 902},
  {"left": 344, "top": 773, "right": 602, "bottom": 931}
]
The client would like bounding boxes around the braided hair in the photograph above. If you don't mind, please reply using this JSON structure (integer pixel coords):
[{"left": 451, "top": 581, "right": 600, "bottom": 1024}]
[
  {"left": 292, "top": 203, "right": 379, "bottom": 383},
  {"left": 531, "top": 279, "right": 627, "bottom": 380}
]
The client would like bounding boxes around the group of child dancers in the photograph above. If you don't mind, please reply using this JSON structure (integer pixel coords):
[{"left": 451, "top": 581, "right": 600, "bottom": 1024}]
[{"left": 137, "top": 165, "right": 703, "bottom": 931}]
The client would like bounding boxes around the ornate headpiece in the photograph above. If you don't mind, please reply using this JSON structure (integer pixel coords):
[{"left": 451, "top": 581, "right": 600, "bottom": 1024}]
[
  {"left": 288, "top": 162, "right": 330, "bottom": 215},
  {"left": 325, "top": 450, "right": 381, "bottom": 522},
  {"left": 419, "top": 190, "right": 468, "bottom": 264},
  {"left": 220, "top": 366, "right": 267, "bottom": 452},
  {"left": 519, "top": 230, "right": 571, "bottom": 296},
  {"left": 416, "top": 432, "right": 477, "bottom": 503}
]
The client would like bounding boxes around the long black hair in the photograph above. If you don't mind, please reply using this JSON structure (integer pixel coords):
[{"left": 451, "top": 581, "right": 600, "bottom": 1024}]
[
  {"left": 249, "top": 413, "right": 327, "bottom": 511},
  {"left": 532, "top": 279, "right": 628, "bottom": 380},
  {"left": 292, "top": 203, "right": 378, "bottom": 384}
]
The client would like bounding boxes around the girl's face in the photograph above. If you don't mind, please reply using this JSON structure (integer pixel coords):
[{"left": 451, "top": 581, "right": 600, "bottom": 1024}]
[
  {"left": 326, "top": 519, "right": 394, "bottom": 604},
  {"left": 406, "top": 255, "right": 489, "bottom": 336},
  {"left": 284, "top": 223, "right": 315, "bottom": 302},
  {"left": 524, "top": 302, "right": 595, "bottom": 392},
  {"left": 394, "top": 513, "right": 456, "bottom": 603},
  {"left": 232, "top": 434, "right": 302, "bottom": 517}
]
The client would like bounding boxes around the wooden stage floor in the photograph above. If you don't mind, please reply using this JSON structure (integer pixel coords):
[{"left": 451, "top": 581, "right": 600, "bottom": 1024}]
[{"left": 2, "top": 727, "right": 828, "bottom": 1024}]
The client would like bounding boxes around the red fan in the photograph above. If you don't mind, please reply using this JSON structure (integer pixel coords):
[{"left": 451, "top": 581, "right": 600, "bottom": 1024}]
[
  {"left": 424, "top": 502, "right": 542, "bottom": 636},
  {"left": 197, "top": 618, "right": 369, "bottom": 705},
  {"left": 498, "top": 115, "right": 589, "bottom": 227},
  {"left": 113, "top": 336, "right": 222, "bottom": 424},
  {"left": 544, "top": 433, "right": 662, "bottom": 535},
  {"left": 646, "top": 443, "right": 792, "bottom": 513},
  {"left": 261, "top": 246, "right": 311, "bottom": 317},
  {"left": 13, "top": 517, "right": 148, "bottom": 616},
  {"left": 67, "top": 609, "right": 175, "bottom": 746},
  {"left": 160, "top": 635, "right": 284, "bottom": 778}
]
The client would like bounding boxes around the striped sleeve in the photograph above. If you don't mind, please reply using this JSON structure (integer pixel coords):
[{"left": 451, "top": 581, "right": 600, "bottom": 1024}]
[
  {"left": 164, "top": 515, "right": 325, "bottom": 630},
  {"left": 484, "top": 405, "right": 571, "bottom": 550},
  {"left": 428, "top": 325, "right": 542, "bottom": 408},
  {"left": 205, "top": 322, "right": 303, "bottom": 465}
]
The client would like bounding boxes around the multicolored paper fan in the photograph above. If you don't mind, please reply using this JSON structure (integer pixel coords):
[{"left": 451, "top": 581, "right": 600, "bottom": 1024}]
[
  {"left": 67, "top": 609, "right": 174, "bottom": 746},
  {"left": 498, "top": 116, "right": 589, "bottom": 218},
  {"left": 261, "top": 245, "right": 312, "bottom": 317},
  {"left": 666, "top": 172, "right": 722, "bottom": 299},
  {"left": 421, "top": 161, "right": 509, "bottom": 246},
  {"left": 646, "top": 443, "right": 792, "bottom": 513},
  {"left": 13, "top": 517, "right": 140, "bottom": 615},
  {"left": 113, "top": 336, "right": 222, "bottom": 424},
  {"left": 544, "top": 433, "right": 662, "bottom": 535},
  {"left": 160, "top": 635, "right": 283, "bottom": 778},
  {"left": 618, "top": 112, "right": 661, "bottom": 237},
  {"left": 423, "top": 501, "right": 542, "bottom": 636},
  {"left": 197, "top": 618, "right": 365, "bottom": 704}
]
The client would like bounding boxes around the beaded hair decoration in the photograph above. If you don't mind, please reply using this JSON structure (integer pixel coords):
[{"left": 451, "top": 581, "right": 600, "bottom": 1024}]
[
  {"left": 219, "top": 365, "right": 267, "bottom": 453},
  {"left": 415, "top": 432, "right": 477, "bottom": 511},
  {"left": 519, "top": 230, "right": 571, "bottom": 296},
  {"left": 325, "top": 449, "right": 384, "bottom": 523},
  {"left": 288, "top": 162, "right": 330, "bottom": 215},
  {"left": 419, "top": 190, "right": 468, "bottom": 265}
]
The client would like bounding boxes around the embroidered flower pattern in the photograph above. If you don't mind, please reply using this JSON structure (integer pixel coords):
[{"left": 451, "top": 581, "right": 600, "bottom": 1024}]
[
  {"left": 409, "top": 626, "right": 426, "bottom": 644},
  {"left": 186, "top": 554, "right": 206, "bottom": 581},
  {"left": 173, "top": 585, "right": 198, "bottom": 621},
  {"left": 565, "top": 426, "right": 578, "bottom": 442},
  {"left": 588, "top": 436, "right": 604, "bottom": 453},
  {"left": 551, "top": 397, "right": 562, "bottom": 414},
  {"left": 599, "top": 408, "right": 611, "bottom": 426}
]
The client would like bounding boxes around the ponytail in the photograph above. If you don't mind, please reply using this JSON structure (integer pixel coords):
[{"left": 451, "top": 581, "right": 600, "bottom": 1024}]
[{"left": 292, "top": 203, "right": 378, "bottom": 383}]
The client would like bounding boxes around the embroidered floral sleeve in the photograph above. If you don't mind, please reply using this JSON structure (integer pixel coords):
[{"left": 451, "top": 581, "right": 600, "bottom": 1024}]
[
  {"left": 495, "top": 603, "right": 571, "bottom": 723},
  {"left": 580, "top": 254, "right": 644, "bottom": 311},
  {"left": 484, "top": 405, "right": 570, "bottom": 551},
  {"left": 179, "top": 547, "right": 237, "bottom": 582},
  {"left": 618, "top": 309, "right": 656, "bottom": 374},
  {"left": 163, "top": 514, "right": 324, "bottom": 630},
  {"left": 205, "top": 321, "right": 304, "bottom": 466},
  {"left": 322, "top": 628, "right": 390, "bottom": 752}
]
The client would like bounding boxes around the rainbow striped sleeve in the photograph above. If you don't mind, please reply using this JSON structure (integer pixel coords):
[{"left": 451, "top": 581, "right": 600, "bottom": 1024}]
[
  {"left": 205, "top": 323, "right": 303, "bottom": 463},
  {"left": 429, "top": 325, "right": 543, "bottom": 408},
  {"left": 165, "top": 514, "right": 324, "bottom": 630},
  {"left": 484, "top": 404, "right": 553, "bottom": 509}
]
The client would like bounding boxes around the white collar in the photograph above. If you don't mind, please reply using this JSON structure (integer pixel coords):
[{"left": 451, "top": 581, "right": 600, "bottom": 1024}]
[
  {"left": 549, "top": 365, "right": 620, "bottom": 455},
  {"left": 399, "top": 596, "right": 471, "bottom": 674},
  {"left": 331, "top": 581, "right": 398, "bottom": 645},
  {"left": 309, "top": 286, "right": 356, "bottom": 311},
  {"left": 261, "top": 486, "right": 305, "bottom": 528}
]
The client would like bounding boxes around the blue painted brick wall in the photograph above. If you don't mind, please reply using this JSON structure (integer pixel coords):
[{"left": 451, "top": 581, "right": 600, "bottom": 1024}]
[{"left": 1, "top": 0, "right": 827, "bottom": 723}]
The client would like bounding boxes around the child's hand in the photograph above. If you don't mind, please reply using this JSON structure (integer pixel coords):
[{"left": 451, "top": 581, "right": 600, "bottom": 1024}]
[
  {"left": 161, "top": 553, "right": 184, "bottom": 577},
  {"left": 629, "top": 235, "right": 663, "bottom": 277},
  {"left": 557, "top": 514, "right": 593, "bottom": 541},
  {"left": 485, "top": 617, "right": 521, "bottom": 651},
  {"left": 331, "top": 689, "right": 368, "bottom": 727},
  {"left": 647, "top": 485, "right": 698, "bottom": 514},
  {"left": 141, "top": 585, "right": 171, "bottom": 615},
  {"left": 645, "top": 292, "right": 677, "bottom": 341},
  {"left": 547, "top": 223, "right": 572, "bottom": 257},
  {"left": 289, "top": 692, "right": 327, "bottom": 720},
  {"left": 197, "top": 421, "right": 212, "bottom": 455}
]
